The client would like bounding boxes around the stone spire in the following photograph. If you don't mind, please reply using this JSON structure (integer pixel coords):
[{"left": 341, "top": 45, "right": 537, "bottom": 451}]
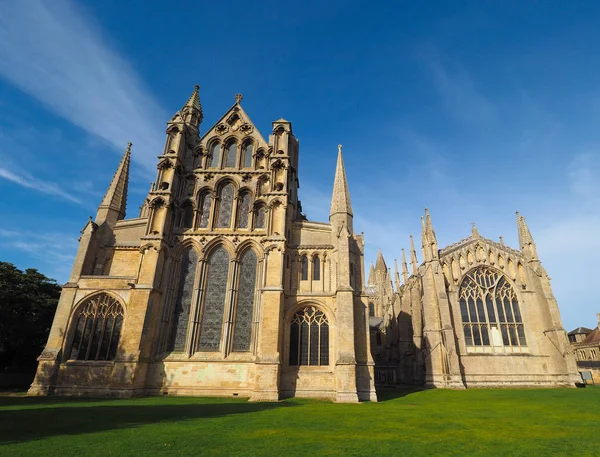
[
  {"left": 516, "top": 212, "right": 538, "bottom": 260},
  {"left": 410, "top": 235, "right": 419, "bottom": 275},
  {"left": 401, "top": 248, "right": 409, "bottom": 284},
  {"left": 180, "top": 84, "right": 203, "bottom": 126},
  {"left": 96, "top": 142, "right": 131, "bottom": 224},
  {"left": 421, "top": 208, "right": 439, "bottom": 261},
  {"left": 367, "top": 263, "right": 375, "bottom": 286},
  {"left": 472, "top": 222, "right": 480, "bottom": 238},
  {"left": 375, "top": 249, "right": 387, "bottom": 272},
  {"left": 330, "top": 144, "right": 353, "bottom": 217}
]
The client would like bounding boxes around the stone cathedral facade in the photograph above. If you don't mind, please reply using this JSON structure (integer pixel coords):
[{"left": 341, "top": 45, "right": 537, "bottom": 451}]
[
  {"left": 29, "top": 86, "right": 376, "bottom": 402},
  {"left": 29, "top": 85, "right": 578, "bottom": 400},
  {"left": 368, "top": 212, "right": 579, "bottom": 388}
]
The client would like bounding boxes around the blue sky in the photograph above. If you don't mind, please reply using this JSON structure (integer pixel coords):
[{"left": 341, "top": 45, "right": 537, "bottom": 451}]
[{"left": 0, "top": 0, "right": 599, "bottom": 330}]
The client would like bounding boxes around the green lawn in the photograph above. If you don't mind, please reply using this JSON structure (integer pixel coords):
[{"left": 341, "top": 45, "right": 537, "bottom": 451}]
[{"left": 0, "top": 387, "right": 598, "bottom": 456}]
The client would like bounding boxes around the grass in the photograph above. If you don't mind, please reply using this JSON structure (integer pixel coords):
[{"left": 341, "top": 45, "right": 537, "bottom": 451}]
[{"left": 0, "top": 387, "right": 598, "bottom": 456}]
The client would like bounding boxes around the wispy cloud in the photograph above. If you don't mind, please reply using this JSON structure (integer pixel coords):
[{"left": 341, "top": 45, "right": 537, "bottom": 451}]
[
  {"left": 0, "top": 165, "right": 82, "bottom": 204},
  {"left": 0, "top": 0, "right": 166, "bottom": 171}
]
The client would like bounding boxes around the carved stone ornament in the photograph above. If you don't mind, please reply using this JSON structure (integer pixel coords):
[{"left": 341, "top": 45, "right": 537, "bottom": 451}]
[
  {"left": 215, "top": 123, "right": 229, "bottom": 135},
  {"left": 241, "top": 173, "right": 252, "bottom": 183},
  {"left": 239, "top": 123, "right": 254, "bottom": 135},
  {"left": 204, "top": 173, "right": 214, "bottom": 182}
]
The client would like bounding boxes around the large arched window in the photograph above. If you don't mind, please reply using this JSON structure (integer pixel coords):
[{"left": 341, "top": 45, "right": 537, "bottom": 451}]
[
  {"left": 237, "top": 192, "right": 251, "bottom": 229},
  {"left": 197, "top": 246, "right": 230, "bottom": 351},
  {"left": 289, "top": 306, "right": 329, "bottom": 366},
  {"left": 313, "top": 256, "right": 320, "bottom": 280},
  {"left": 300, "top": 256, "right": 308, "bottom": 281},
  {"left": 224, "top": 141, "right": 237, "bottom": 168},
  {"left": 459, "top": 267, "right": 526, "bottom": 348},
  {"left": 166, "top": 247, "right": 198, "bottom": 352},
  {"left": 69, "top": 293, "right": 124, "bottom": 361},
  {"left": 232, "top": 249, "right": 258, "bottom": 351},
  {"left": 209, "top": 143, "right": 221, "bottom": 168},
  {"left": 242, "top": 143, "right": 253, "bottom": 168},
  {"left": 198, "top": 191, "right": 212, "bottom": 228},
  {"left": 216, "top": 183, "right": 234, "bottom": 228}
]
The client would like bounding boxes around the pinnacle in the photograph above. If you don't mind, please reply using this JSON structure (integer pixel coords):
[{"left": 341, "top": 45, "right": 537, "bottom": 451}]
[
  {"left": 330, "top": 144, "right": 353, "bottom": 216},
  {"left": 98, "top": 142, "right": 131, "bottom": 221},
  {"left": 375, "top": 249, "right": 387, "bottom": 271},
  {"left": 183, "top": 84, "right": 202, "bottom": 112}
]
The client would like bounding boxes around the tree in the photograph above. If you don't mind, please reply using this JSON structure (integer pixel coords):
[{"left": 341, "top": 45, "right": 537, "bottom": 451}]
[{"left": 0, "top": 262, "right": 60, "bottom": 370}]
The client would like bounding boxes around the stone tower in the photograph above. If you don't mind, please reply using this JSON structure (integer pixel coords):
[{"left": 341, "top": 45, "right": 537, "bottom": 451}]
[{"left": 29, "top": 87, "right": 376, "bottom": 402}]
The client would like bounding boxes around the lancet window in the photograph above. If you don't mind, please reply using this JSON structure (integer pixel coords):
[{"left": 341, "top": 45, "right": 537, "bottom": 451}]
[
  {"left": 242, "top": 142, "right": 253, "bottom": 168},
  {"left": 181, "top": 203, "right": 194, "bottom": 229},
  {"left": 224, "top": 141, "right": 237, "bottom": 168},
  {"left": 209, "top": 143, "right": 220, "bottom": 168},
  {"left": 197, "top": 246, "right": 230, "bottom": 351},
  {"left": 166, "top": 247, "right": 198, "bottom": 352},
  {"left": 232, "top": 249, "right": 257, "bottom": 351},
  {"left": 459, "top": 267, "right": 527, "bottom": 348},
  {"left": 254, "top": 205, "right": 266, "bottom": 229},
  {"left": 300, "top": 256, "right": 308, "bottom": 280},
  {"left": 313, "top": 256, "right": 321, "bottom": 280},
  {"left": 216, "top": 183, "right": 234, "bottom": 228},
  {"left": 237, "top": 192, "right": 251, "bottom": 229},
  {"left": 198, "top": 191, "right": 212, "bottom": 228},
  {"left": 68, "top": 293, "right": 124, "bottom": 361},
  {"left": 289, "top": 306, "right": 329, "bottom": 366}
]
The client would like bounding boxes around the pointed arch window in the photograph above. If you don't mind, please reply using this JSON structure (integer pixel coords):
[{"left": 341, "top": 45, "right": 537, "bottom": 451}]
[
  {"left": 224, "top": 141, "right": 237, "bottom": 168},
  {"left": 198, "top": 192, "right": 212, "bottom": 228},
  {"left": 69, "top": 294, "right": 124, "bottom": 361},
  {"left": 242, "top": 143, "right": 254, "bottom": 168},
  {"left": 289, "top": 306, "right": 329, "bottom": 366},
  {"left": 459, "top": 267, "right": 527, "bottom": 348},
  {"left": 197, "top": 246, "right": 230, "bottom": 352},
  {"left": 232, "top": 249, "right": 258, "bottom": 351},
  {"left": 166, "top": 247, "right": 198, "bottom": 352},
  {"left": 369, "top": 302, "right": 375, "bottom": 317},
  {"left": 313, "top": 256, "right": 321, "bottom": 280},
  {"left": 300, "top": 256, "right": 308, "bottom": 281},
  {"left": 254, "top": 205, "right": 266, "bottom": 229},
  {"left": 237, "top": 192, "right": 251, "bottom": 229},
  {"left": 216, "top": 183, "right": 234, "bottom": 228},
  {"left": 209, "top": 143, "right": 221, "bottom": 168}
]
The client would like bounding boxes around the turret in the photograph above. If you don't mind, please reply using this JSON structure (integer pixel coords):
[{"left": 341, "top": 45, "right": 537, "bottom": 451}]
[
  {"left": 516, "top": 212, "right": 539, "bottom": 261},
  {"left": 421, "top": 208, "right": 438, "bottom": 262},
  {"left": 96, "top": 142, "right": 131, "bottom": 227},
  {"left": 329, "top": 144, "right": 353, "bottom": 234}
]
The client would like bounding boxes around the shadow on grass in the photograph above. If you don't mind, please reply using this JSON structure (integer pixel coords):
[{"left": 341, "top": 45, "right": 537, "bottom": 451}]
[
  {"left": 375, "top": 386, "right": 425, "bottom": 402},
  {"left": 0, "top": 397, "right": 292, "bottom": 445}
]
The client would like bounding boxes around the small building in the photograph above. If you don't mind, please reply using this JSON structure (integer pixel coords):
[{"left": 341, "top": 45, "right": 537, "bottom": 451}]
[{"left": 572, "top": 314, "right": 600, "bottom": 384}]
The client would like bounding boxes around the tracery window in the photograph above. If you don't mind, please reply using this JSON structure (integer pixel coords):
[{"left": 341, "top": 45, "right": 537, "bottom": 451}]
[
  {"left": 198, "top": 192, "right": 212, "bottom": 228},
  {"left": 69, "top": 293, "right": 124, "bottom": 361},
  {"left": 300, "top": 256, "right": 308, "bottom": 280},
  {"left": 197, "top": 246, "right": 230, "bottom": 351},
  {"left": 232, "top": 249, "right": 257, "bottom": 351},
  {"left": 289, "top": 306, "right": 329, "bottom": 366},
  {"left": 224, "top": 141, "right": 237, "bottom": 168},
  {"left": 237, "top": 192, "right": 251, "bottom": 229},
  {"left": 459, "top": 267, "right": 527, "bottom": 348},
  {"left": 313, "top": 256, "right": 320, "bottom": 280},
  {"left": 209, "top": 143, "right": 220, "bottom": 168},
  {"left": 216, "top": 183, "right": 234, "bottom": 228},
  {"left": 242, "top": 143, "right": 253, "bottom": 168},
  {"left": 254, "top": 205, "right": 266, "bottom": 229},
  {"left": 166, "top": 247, "right": 198, "bottom": 352}
]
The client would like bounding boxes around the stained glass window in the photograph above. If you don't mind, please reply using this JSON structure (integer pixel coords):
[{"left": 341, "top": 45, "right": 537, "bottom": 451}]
[
  {"left": 459, "top": 267, "right": 526, "bottom": 347},
  {"left": 166, "top": 247, "right": 198, "bottom": 352},
  {"left": 232, "top": 249, "right": 257, "bottom": 351},
  {"left": 301, "top": 256, "right": 308, "bottom": 280},
  {"left": 243, "top": 143, "right": 253, "bottom": 168},
  {"left": 225, "top": 142, "right": 237, "bottom": 168},
  {"left": 198, "top": 192, "right": 212, "bottom": 228},
  {"left": 69, "top": 293, "right": 124, "bottom": 361},
  {"left": 217, "top": 184, "right": 234, "bottom": 228},
  {"left": 313, "top": 256, "right": 320, "bottom": 280},
  {"left": 255, "top": 206, "right": 266, "bottom": 229},
  {"left": 197, "top": 246, "right": 230, "bottom": 351},
  {"left": 289, "top": 306, "right": 329, "bottom": 366},
  {"left": 209, "top": 143, "right": 220, "bottom": 168},
  {"left": 237, "top": 193, "right": 251, "bottom": 229}
]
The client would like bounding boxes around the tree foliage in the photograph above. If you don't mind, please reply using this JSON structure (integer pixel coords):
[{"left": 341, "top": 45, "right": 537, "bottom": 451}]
[{"left": 0, "top": 262, "right": 60, "bottom": 370}]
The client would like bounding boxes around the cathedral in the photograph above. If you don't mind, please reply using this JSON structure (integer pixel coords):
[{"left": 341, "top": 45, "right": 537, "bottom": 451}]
[{"left": 29, "top": 86, "right": 578, "bottom": 401}]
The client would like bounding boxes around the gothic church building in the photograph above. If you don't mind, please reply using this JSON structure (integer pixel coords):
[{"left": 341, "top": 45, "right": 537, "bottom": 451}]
[{"left": 29, "top": 86, "right": 578, "bottom": 400}]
